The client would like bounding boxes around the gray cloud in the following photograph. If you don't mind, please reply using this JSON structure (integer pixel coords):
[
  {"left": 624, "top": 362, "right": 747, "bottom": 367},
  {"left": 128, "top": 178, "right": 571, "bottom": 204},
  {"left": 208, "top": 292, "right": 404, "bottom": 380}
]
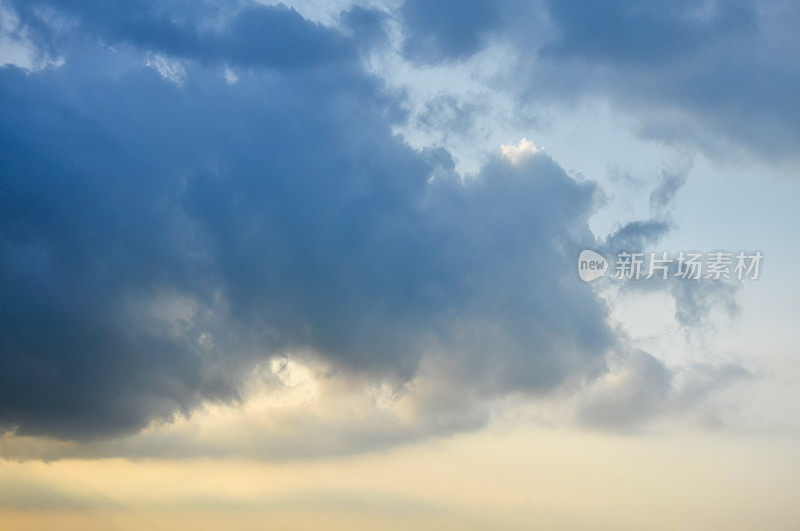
[
  {"left": 577, "top": 351, "right": 751, "bottom": 432},
  {"left": 396, "top": 0, "right": 800, "bottom": 161},
  {"left": 577, "top": 349, "right": 673, "bottom": 431},
  {"left": 603, "top": 220, "right": 671, "bottom": 255},
  {"left": 415, "top": 94, "right": 483, "bottom": 140},
  {"left": 0, "top": 0, "right": 755, "bottom": 457},
  {"left": 399, "top": 0, "right": 502, "bottom": 64},
  {"left": 649, "top": 169, "right": 687, "bottom": 213},
  {"left": 0, "top": 0, "right": 619, "bottom": 445},
  {"left": 670, "top": 278, "right": 740, "bottom": 328},
  {"left": 10, "top": 0, "right": 356, "bottom": 70}
]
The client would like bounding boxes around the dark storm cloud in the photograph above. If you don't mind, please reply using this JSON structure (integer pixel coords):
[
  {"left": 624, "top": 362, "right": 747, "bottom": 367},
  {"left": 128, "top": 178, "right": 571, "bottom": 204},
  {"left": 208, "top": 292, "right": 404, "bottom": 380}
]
[
  {"left": 0, "top": 0, "right": 619, "bottom": 441},
  {"left": 10, "top": 0, "right": 354, "bottom": 69},
  {"left": 340, "top": 5, "right": 390, "bottom": 50},
  {"left": 541, "top": 0, "right": 755, "bottom": 64},
  {"left": 397, "top": 0, "right": 800, "bottom": 160},
  {"left": 399, "top": 0, "right": 502, "bottom": 64}
]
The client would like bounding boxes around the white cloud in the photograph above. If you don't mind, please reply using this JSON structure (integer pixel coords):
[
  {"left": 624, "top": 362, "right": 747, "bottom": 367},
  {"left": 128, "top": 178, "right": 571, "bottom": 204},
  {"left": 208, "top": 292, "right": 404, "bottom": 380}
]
[
  {"left": 146, "top": 53, "right": 186, "bottom": 85},
  {"left": 224, "top": 67, "right": 238, "bottom": 84},
  {"left": 500, "top": 138, "right": 540, "bottom": 164},
  {"left": 0, "top": 2, "right": 62, "bottom": 70}
]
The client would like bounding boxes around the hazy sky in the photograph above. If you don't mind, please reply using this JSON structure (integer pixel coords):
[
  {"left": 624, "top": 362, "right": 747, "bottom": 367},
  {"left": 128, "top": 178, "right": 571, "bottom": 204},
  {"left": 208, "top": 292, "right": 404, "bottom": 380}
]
[{"left": 1, "top": 0, "right": 799, "bottom": 529}]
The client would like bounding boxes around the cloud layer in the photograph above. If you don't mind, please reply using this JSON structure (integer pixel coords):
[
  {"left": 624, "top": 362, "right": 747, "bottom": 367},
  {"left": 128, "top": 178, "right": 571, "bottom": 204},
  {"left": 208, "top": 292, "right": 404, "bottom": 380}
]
[
  {"left": 397, "top": 0, "right": 800, "bottom": 162},
  {"left": 0, "top": 0, "right": 752, "bottom": 456}
]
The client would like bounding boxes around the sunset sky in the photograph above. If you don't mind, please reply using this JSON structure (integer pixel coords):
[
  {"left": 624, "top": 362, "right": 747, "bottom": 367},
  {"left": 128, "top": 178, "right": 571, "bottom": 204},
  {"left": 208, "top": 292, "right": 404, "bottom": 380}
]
[{"left": 1, "top": 0, "right": 800, "bottom": 529}]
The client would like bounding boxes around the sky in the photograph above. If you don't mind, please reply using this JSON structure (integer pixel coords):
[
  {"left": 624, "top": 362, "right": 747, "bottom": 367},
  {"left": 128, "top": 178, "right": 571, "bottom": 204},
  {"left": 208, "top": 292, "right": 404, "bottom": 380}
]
[{"left": 0, "top": 0, "right": 799, "bottom": 529}]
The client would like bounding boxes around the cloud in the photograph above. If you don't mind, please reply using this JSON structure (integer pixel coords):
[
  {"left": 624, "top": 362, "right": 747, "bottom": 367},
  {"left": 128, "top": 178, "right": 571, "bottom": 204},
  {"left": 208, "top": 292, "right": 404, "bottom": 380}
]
[
  {"left": 541, "top": 0, "right": 755, "bottom": 64},
  {"left": 0, "top": 0, "right": 752, "bottom": 458},
  {"left": 598, "top": 170, "right": 741, "bottom": 335},
  {"left": 396, "top": 0, "right": 800, "bottom": 161},
  {"left": 414, "top": 94, "right": 483, "bottom": 140},
  {"left": 499, "top": 138, "right": 540, "bottom": 165},
  {"left": 577, "top": 349, "right": 673, "bottom": 431},
  {"left": 0, "top": 0, "right": 619, "bottom": 446},
  {"left": 399, "top": 0, "right": 502, "bottom": 64},
  {"left": 0, "top": 355, "right": 493, "bottom": 461},
  {"left": 649, "top": 169, "right": 687, "bottom": 213},
  {"left": 603, "top": 220, "right": 670, "bottom": 255},
  {"left": 576, "top": 350, "right": 751, "bottom": 432},
  {"left": 670, "top": 278, "right": 740, "bottom": 328},
  {"left": 10, "top": 0, "right": 355, "bottom": 70}
]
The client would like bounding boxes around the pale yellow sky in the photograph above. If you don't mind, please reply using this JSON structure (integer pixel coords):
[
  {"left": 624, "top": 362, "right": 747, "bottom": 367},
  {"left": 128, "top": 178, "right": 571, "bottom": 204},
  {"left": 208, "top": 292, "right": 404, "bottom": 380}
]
[{"left": 3, "top": 423, "right": 800, "bottom": 530}]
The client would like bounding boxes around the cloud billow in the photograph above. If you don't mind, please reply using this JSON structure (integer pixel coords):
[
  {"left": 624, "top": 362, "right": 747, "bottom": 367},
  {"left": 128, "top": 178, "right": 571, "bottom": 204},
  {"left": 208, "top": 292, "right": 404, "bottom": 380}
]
[
  {"left": 0, "top": 1, "right": 749, "bottom": 457},
  {"left": 399, "top": 0, "right": 502, "bottom": 64},
  {"left": 0, "top": 0, "right": 623, "bottom": 444},
  {"left": 397, "top": 0, "right": 800, "bottom": 161},
  {"left": 10, "top": 0, "right": 356, "bottom": 70}
]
